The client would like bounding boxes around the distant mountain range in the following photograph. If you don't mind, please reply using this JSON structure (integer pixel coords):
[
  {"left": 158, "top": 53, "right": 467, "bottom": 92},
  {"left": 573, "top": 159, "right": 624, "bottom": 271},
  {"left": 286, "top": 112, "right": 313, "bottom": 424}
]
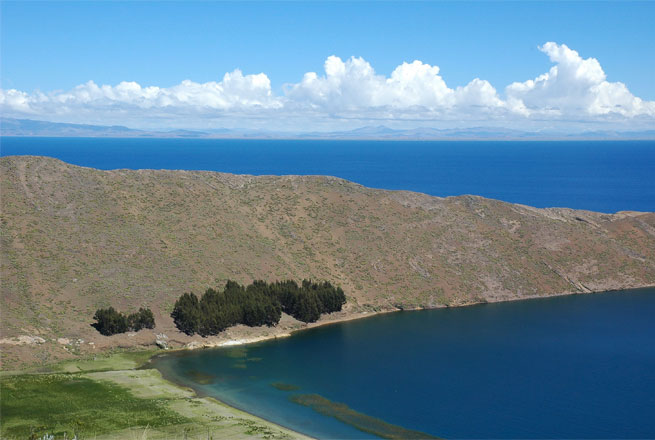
[{"left": 2, "top": 117, "right": 654, "bottom": 140}]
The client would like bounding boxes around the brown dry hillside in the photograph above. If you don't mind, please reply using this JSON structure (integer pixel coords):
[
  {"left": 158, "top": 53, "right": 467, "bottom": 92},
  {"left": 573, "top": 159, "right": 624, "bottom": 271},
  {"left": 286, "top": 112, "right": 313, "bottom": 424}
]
[{"left": 1, "top": 155, "right": 654, "bottom": 368}]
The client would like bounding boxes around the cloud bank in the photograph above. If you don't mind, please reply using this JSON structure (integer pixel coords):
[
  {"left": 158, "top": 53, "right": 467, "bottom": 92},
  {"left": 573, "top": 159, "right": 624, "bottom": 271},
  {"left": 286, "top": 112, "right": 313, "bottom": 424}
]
[{"left": 2, "top": 42, "right": 653, "bottom": 131}]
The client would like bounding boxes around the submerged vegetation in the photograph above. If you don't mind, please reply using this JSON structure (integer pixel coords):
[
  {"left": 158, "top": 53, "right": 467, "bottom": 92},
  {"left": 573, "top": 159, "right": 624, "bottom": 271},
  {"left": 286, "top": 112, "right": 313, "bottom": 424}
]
[
  {"left": 185, "top": 369, "right": 217, "bottom": 385},
  {"left": 290, "top": 394, "right": 439, "bottom": 439},
  {"left": 172, "top": 280, "right": 346, "bottom": 336},
  {"left": 271, "top": 382, "right": 301, "bottom": 391},
  {"left": 92, "top": 307, "right": 155, "bottom": 336}
]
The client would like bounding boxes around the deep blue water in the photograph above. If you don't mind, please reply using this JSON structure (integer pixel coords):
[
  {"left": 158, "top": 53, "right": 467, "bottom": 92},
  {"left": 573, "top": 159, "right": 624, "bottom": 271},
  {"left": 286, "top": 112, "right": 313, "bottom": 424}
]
[
  {"left": 154, "top": 288, "right": 655, "bottom": 439},
  {"left": 2, "top": 137, "right": 654, "bottom": 213}
]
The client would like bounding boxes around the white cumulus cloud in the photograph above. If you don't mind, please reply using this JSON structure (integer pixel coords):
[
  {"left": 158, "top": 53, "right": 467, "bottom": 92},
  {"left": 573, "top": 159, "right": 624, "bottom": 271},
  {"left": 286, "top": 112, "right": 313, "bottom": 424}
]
[
  {"left": 1, "top": 70, "right": 281, "bottom": 118},
  {"left": 506, "top": 42, "right": 655, "bottom": 118},
  {"left": 285, "top": 56, "right": 504, "bottom": 118},
  {"left": 1, "top": 42, "right": 653, "bottom": 131}
]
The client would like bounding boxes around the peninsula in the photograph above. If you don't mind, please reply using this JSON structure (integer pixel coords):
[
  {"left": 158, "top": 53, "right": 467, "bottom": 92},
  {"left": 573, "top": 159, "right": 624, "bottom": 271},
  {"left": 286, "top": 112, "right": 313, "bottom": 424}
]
[
  {"left": 1, "top": 155, "right": 654, "bottom": 368},
  {"left": 2, "top": 155, "right": 655, "bottom": 438}
]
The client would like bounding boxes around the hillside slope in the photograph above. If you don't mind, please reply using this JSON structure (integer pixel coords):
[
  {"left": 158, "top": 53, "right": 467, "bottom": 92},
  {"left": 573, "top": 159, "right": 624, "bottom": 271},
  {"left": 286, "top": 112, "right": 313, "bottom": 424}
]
[{"left": 1, "top": 156, "right": 654, "bottom": 367}]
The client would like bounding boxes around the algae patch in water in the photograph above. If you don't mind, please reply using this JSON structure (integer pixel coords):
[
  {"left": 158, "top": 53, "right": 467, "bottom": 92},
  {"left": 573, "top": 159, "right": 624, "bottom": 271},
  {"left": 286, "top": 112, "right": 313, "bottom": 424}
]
[
  {"left": 185, "top": 369, "right": 217, "bottom": 385},
  {"left": 290, "top": 393, "right": 440, "bottom": 439},
  {"left": 271, "top": 382, "right": 301, "bottom": 391},
  {"left": 223, "top": 347, "right": 248, "bottom": 358}
]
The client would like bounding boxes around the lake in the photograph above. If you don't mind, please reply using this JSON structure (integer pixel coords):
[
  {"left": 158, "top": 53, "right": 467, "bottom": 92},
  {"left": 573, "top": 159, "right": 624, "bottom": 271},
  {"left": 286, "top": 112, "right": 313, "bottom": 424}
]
[
  {"left": 153, "top": 288, "right": 655, "bottom": 439},
  {"left": 2, "top": 137, "right": 654, "bottom": 213},
  {"left": 4, "top": 137, "right": 654, "bottom": 437}
]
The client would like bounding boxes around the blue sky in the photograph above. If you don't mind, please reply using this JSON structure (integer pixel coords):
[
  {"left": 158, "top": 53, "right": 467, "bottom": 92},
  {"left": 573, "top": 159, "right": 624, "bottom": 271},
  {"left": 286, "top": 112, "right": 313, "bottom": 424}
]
[{"left": 2, "top": 1, "right": 655, "bottom": 131}]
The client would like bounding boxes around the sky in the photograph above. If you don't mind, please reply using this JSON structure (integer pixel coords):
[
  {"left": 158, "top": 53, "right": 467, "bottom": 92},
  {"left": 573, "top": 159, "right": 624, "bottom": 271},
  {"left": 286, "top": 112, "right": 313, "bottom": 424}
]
[{"left": 1, "top": 1, "right": 655, "bottom": 132}]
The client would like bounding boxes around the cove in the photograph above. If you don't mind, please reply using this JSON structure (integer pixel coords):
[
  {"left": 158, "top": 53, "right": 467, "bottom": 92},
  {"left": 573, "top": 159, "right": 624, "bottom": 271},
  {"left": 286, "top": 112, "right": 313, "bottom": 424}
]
[{"left": 153, "top": 287, "right": 655, "bottom": 439}]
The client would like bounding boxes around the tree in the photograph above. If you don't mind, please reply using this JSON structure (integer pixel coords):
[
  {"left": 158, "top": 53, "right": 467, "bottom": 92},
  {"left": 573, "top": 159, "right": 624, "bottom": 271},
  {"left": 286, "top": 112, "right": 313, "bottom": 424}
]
[
  {"left": 170, "top": 279, "right": 347, "bottom": 335},
  {"left": 93, "top": 306, "right": 156, "bottom": 335},
  {"left": 295, "top": 290, "right": 321, "bottom": 323},
  {"left": 93, "top": 307, "right": 128, "bottom": 336},
  {"left": 129, "top": 307, "right": 155, "bottom": 331},
  {"left": 171, "top": 293, "right": 201, "bottom": 335},
  {"left": 315, "top": 282, "right": 346, "bottom": 313}
]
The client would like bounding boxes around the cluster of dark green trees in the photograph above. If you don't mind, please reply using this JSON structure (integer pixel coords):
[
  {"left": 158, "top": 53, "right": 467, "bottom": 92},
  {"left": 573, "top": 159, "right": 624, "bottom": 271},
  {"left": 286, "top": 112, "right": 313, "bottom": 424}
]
[
  {"left": 92, "top": 307, "right": 155, "bottom": 336},
  {"left": 172, "top": 279, "right": 347, "bottom": 336}
]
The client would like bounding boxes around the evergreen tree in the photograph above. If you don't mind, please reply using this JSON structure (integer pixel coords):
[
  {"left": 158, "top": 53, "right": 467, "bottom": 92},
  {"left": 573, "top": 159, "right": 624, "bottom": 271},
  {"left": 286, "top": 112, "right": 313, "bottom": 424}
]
[
  {"left": 129, "top": 307, "right": 156, "bottom": 331},
  {"left": 171, "top": 292, "right": 201, "bottom": 335},
  {"left": 92, "top": 307, "right": 128, "bottom": 336},
  {"left": 295, "top": 290, "right": 321, "bottom": 323}
]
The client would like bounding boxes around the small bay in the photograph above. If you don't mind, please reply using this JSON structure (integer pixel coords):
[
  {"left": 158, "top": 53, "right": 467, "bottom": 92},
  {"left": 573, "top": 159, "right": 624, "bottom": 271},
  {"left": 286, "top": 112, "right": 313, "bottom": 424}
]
[{"left": 154, "top": 288, "right": 655, "bottom": 439}]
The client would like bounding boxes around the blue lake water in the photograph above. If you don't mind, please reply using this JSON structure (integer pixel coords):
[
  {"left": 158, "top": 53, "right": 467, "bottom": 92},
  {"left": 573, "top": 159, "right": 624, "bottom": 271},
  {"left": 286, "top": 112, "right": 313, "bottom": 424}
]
[
  {"left": 1, "top": 137, "right": 654, "bottom": 213},
  {"left": 153, "top": 288, "right": 655, "bottom": 439}
]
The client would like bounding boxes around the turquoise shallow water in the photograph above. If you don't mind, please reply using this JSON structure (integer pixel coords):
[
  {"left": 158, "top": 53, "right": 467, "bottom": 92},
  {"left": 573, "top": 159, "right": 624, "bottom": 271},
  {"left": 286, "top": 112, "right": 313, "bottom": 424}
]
[{"left": 154, "top": 288, "right": 655, "bottom": 439}]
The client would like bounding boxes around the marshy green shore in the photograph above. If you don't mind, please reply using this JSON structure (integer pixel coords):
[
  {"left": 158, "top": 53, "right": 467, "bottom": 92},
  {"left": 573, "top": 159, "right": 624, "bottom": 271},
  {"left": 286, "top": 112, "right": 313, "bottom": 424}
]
[{"left": 0, "top": 349, "right": 310, "bottom": 440}]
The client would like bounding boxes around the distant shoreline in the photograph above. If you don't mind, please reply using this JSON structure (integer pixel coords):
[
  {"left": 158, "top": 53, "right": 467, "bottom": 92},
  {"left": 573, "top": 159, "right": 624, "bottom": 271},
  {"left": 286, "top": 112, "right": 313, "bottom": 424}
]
[{"left": 4, "top": 133, "right": 655, "bottom": 141}]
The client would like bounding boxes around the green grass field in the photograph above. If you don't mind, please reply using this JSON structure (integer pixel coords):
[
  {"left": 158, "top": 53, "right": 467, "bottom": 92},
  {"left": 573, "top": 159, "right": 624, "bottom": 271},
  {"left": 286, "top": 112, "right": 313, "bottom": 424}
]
[
  {"left": 51, "top": 349, "right": 159, "bottom": 373},
  {"left": 0, "top": 373, "right": 190, "bottom": 439},
  {"left": 0, "top": 350, "right": 306, "bottom": 440}
]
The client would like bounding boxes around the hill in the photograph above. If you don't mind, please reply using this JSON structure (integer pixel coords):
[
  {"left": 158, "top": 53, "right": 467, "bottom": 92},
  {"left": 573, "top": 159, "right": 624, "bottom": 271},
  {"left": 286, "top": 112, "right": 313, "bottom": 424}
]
[{"left": 1, "top": 156, "right": 654, "bottom": 368}]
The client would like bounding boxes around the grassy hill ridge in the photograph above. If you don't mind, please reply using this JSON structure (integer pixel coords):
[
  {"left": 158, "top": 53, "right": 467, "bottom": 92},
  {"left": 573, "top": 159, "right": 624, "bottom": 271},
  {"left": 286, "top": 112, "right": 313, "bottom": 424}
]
[{"left": 1, "top": 155, "right": 654, "bottom": 368}]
